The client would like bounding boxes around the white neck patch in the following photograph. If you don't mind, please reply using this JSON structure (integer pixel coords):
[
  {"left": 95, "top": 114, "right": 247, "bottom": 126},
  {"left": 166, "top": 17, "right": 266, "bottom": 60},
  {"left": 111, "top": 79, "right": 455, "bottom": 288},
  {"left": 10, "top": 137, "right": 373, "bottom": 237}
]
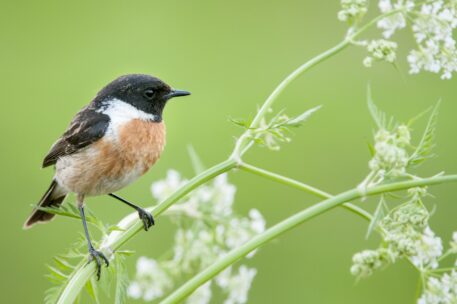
[
  {"left": 98, "top": 98, "right": 157, "bottom": 122},
  {"left": 98, "top": 98, "right": 158, "bottom": 139}
]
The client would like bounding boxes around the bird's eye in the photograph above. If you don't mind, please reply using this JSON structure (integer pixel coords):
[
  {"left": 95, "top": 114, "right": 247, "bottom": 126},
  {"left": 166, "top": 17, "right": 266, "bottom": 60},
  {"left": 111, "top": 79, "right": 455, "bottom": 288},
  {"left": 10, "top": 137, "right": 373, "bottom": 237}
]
[{"left": 143, "top": 89, "right": 155, "bottom": 99}]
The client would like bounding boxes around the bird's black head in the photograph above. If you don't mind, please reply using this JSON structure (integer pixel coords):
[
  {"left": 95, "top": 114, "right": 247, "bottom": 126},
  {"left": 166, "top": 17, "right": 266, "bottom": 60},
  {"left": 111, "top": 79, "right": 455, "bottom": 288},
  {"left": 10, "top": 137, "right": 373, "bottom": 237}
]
[{"left": 93, "top": 74, "right": 190, "bottom": 121}]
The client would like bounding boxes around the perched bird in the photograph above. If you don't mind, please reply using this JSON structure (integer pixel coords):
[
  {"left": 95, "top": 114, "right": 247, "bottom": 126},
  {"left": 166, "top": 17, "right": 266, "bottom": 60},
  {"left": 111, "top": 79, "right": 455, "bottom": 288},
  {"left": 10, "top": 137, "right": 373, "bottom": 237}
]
[{"left": 24, "top": 74, "right": 190, "bottom": 278}]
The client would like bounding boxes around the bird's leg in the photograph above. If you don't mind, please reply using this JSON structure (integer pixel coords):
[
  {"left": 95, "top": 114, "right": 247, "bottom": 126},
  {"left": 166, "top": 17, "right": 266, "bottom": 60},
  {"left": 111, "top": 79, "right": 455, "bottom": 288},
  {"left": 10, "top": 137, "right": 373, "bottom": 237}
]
[
  {"left": 108, "top": 193, "right": 155, "bottom": 231},
  {"left": 77, "top": 194, "right": 109, "bottom": 280}
]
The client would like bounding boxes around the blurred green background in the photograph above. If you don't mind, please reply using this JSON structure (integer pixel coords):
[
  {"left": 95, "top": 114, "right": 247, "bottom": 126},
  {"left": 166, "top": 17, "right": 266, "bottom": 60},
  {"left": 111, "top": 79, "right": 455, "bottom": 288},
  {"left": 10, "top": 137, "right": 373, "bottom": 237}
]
[{"left": 1, "top": 0, "right": 457, "bottom": 303}]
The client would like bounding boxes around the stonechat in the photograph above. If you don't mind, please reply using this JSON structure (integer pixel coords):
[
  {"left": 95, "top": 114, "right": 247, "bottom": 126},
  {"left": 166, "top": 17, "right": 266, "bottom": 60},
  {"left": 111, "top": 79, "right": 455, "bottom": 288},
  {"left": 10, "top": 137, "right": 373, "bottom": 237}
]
[{"left": 24, "top": 74, "right": 190, "bottom": 278}]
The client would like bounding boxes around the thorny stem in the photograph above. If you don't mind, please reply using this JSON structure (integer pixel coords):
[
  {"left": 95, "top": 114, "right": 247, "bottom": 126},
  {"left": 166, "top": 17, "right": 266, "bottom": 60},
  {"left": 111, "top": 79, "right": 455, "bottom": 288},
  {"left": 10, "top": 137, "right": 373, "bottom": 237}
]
[
  {"left": 56, "top": 8, "right": 408, "bottom": 304},
  {"left": 162, "top": 175, "right": 457, "bottom": 304}
]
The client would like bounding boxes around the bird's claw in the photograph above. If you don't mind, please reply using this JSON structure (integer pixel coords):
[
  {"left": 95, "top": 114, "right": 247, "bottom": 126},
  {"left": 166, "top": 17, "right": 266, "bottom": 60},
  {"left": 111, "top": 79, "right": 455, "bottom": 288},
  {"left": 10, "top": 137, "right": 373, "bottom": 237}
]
[
  {"left": 137, "top": 208, "right": 155, "bottom": 231},
  {"left": 88, "top": 247, "right": 109, "bottom": 280}
]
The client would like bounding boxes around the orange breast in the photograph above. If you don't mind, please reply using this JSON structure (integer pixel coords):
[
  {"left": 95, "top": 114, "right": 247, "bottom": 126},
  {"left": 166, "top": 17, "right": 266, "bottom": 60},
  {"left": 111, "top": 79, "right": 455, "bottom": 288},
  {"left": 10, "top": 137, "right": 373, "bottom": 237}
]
[
  {"left": 91, "top": 120, "right": 166, "bottom": 179},
  {"left": 118, "top": 119, "right": 166, "bottom": 173},
  {"left": 55, "top": 119, "right": 166, "bottom": 196}
]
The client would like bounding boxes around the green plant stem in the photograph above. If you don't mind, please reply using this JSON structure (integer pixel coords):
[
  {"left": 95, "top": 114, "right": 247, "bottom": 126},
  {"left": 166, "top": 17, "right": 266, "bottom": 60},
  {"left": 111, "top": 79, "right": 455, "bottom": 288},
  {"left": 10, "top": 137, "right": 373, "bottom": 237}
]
[
  {"left": 161, "top": 174, "right": 457, "bottom": 304},
  {"left": 56, "top": 8, "right": 405, "bottom": 303},
  {"left": 230, "top": 8, "right": 403, "bottom": 159},
  {"left": 56, "top": 159, "right": 236, "bottom": 304},
  {"left": 239, "top": 161, "right": 444, "bottom": 281},
  {"left": 230, "top": 39, "right": 349, "bottom": 158},
  {"left": 239, "top": 162, "right": 331, "bottom": 197},
  {"left": 239, "top": 162, "right": 372, "bottom": 221}
]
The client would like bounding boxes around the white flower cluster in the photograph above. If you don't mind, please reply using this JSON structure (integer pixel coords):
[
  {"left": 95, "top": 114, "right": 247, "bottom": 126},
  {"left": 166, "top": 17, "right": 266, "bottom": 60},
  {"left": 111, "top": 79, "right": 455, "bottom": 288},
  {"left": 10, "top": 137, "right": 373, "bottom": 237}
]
[
  {"left": 216, "top": 266, "right": 258, "bottom": 304},
  {"left": 416, "top": 233, "right": 457, "bottom": 303},
  {"left": 338, "top": 0, "right": 457, "bottom": 79},
  {"left": 377, "top": 0, "right": 414, "bottom": 38},
  {"left": 337, "top": 0, "right": 368, "bottom": 23},
  {"left": 451, "top": 232, "right": 457, "bottom": 255},
  {"left": 128, "top": 170, "right": 266, "bottom": 303},
  {"left": 379, "top": 0, "right": 457, "bottom": 78},
  {"left": 381, "top": 201, "right": 444, "bottom": 270},
  {"left": 407, "top": 1, "right": 457, "bottom": 79},
  {"left": 351, "top": 198, "right": 445, "bottom": 279},
  {"left": 410, "top": 227, "right": 443, "bottom": 269},
  {"left": 363, "top": 39, "right": 398, "bottom": 67},
  {"left": 127, "top": 257, "right": 174, "bottom": 301},
  {"left": 186, "top": 282, "right": 212, "bottom": 304},
  {"left": 350, "top": 248, "right": 395, "bottom": 278},
  {"left": 418, "top": 271, "right": 457, "bottom": 304},
  {"left": 368, "top": 125, "right": 411, "bottom": 180}
]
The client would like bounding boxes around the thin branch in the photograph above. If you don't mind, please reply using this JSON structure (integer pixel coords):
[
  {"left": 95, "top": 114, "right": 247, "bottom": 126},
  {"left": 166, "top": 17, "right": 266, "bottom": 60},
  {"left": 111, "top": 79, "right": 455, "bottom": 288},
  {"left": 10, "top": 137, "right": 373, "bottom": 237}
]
[
  {"left": 239, "top": 162, "right": 372, "bottom": 221},
  {"left": 55, "top": 8, "right": 408, "bottom": 303},
  {"left": 161, "top": 174, "right": 457, "bottom": 303},
  {"left": 230, "top": 39, "right": 350, "bottom": 158},
  {"left": 56, "top": 159, "right": 236, "bottom": 304},
  {"left": 230, "top": 8, "right": 404, "bottom": 159}
]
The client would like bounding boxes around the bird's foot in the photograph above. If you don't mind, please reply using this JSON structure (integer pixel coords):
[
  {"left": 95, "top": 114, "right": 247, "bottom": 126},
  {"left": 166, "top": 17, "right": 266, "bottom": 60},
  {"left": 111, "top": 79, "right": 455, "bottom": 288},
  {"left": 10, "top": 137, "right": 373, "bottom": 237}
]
[
  {"left": 137, "top": 208, "right": 155, "bottom": 231},
  {"left": 88, "top": 247, "right": 109, "bottom": 280}
]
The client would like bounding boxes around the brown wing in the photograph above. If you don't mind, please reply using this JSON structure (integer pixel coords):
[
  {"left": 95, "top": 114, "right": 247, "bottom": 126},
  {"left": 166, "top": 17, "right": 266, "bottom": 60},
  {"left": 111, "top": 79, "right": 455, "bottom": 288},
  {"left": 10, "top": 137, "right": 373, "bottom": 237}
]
[{"left": 42, "top": 107, "right": 110, "bottom": 168}]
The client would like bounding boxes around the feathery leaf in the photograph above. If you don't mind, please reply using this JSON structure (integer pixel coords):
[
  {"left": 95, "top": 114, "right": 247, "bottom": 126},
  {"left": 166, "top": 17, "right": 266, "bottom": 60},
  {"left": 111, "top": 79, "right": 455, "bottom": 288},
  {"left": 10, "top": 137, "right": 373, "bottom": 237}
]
[
  {"left": 409, "top": 101, "right": 440, "bottom": 167},
  {"left": 285, "top": 105, "right": 322, "bottom": 127},
  {"left": 366, "top": 196, "right": 387, "bottom": 239},
  {"left": 367, "top": 85, "right": 387, "bottom": 129},
  {"left": 86, "top": 277, "right": 101, "bottom": 304},
  {"left": 114, "top": 254, "right": 129, "bottom": 304},
  {"left": 188, "top": 145, "right": 206, "bottom": 175}
]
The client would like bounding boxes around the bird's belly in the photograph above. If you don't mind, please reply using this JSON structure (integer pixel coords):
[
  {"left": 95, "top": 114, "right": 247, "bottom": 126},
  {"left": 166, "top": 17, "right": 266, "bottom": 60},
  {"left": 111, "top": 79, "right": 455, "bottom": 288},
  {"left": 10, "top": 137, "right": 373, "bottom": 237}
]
[{"left": 55, "top": 120, "right": 166, "bottom": 196}]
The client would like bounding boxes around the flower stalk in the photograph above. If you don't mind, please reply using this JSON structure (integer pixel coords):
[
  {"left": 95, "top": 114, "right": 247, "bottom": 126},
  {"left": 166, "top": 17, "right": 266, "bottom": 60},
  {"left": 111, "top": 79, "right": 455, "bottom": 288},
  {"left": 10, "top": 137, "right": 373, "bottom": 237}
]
[
  {"left": 56, "top": 159, "right": 236, "bottom": 304},
  {"left": 238, "top": 162, "right": 372, "bottom": 221},
  {"left": 162, "top": 175, "right": 457, "bottom": 303},
  {"left": 54, "top": 7, "right": 429, "bottom": 303}
]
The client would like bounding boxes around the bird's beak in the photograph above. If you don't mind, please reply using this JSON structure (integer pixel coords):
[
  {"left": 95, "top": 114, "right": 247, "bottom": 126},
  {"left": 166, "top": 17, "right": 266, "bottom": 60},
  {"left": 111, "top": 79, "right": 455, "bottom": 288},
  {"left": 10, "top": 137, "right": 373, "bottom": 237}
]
[{"left": 164, "top": 89, "right": 191, "bottom": 100}]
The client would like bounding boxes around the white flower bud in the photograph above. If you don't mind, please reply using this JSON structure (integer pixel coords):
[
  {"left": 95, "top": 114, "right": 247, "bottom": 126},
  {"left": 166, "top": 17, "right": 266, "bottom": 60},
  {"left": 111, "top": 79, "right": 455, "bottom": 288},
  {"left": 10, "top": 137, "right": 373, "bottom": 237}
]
[
  {"left": 338, "top": 0, "right": 368, "bottom": 23},
  {"left": 350, "top": 248, "right": 395, "bottom": 278},
  {"left": 418, "top": 271, "right": 457, "bottom": 303}
]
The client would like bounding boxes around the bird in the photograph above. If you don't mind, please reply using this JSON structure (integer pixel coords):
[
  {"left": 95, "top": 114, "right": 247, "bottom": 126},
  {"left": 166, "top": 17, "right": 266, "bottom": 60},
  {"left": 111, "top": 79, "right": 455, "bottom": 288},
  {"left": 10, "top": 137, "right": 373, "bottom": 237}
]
[{"left": 24, "top": 74, "right": 190, "bottom": 279}]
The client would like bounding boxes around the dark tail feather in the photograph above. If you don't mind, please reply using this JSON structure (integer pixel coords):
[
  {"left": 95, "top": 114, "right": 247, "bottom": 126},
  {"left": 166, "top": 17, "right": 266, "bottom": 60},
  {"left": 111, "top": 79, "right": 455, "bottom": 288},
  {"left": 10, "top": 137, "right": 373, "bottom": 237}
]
[{"left": 23, "top": 180, "right": 67, "bottom": 229}]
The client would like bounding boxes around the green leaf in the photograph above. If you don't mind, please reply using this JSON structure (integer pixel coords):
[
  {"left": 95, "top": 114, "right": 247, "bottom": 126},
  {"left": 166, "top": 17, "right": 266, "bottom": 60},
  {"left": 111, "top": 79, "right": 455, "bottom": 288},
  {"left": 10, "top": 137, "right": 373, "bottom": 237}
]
[
  {"left": 409, "top": 101, "right": 440, "bottom": 167},
  {"left": 367, "top": 85, "right": 387, "bottom": 129},
  {"left": 367, "top": 142, "right": 375, "bottom": 157},
  {"left": 229, "top": 117, "right": 250, "bottom": 128},
  {"left": 106, "top": 225, "right": 126, "bottom": 233},
  {"left": 85, "top": 277, "right": 101, "bottom": 304},
  {"left": 407, "top": 106, "right": 433, "bottom": 127},
  {"left": 85, "top": 208, "right": 105, "bottom": 231},
  {"left": 253, "top": 137, "right": 266, "bottom": 146},
  {"left": 99, "top": 264, "right": 114, "bottom": 298},
  {"left": 36, "top": 202, "right": 104, "bottom": 231},
  {"left": 114, "top": 254, "right": 129, "bottom": 304},
  {"left": 267, "top": 109, "right": 287, "bottom": 128},
  {"left": 46, "top": 265, "right": 68, "bottom": 282},
  {"left": 286, "top": 105, "right": 322, "bottom": 127},
  {"left": 187, "top": 145, "right": 206, "bottom": 175},
  {"left": 44, "top": 237, "right": 87, "bottom": 303},
  {"left": 366, "top": 196, "right": 387, "bottom": 239},
  {"left": 250, "top": 106, "right": 320, "bottom": 150},
  {"left": 45, "top": 286, "right": 62, "bottom": 304},
  {"left": 53, "top": 256, "right": 75, "bottom": 271},
  {"left": 36, "top": 205, "right": 80, "bottom": 220},
  {"left": 63, "top": 208, "right": 105, "bottom": 235},
  {"left": 116, "top": 250, "right": 136, "bottom": 256}
]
